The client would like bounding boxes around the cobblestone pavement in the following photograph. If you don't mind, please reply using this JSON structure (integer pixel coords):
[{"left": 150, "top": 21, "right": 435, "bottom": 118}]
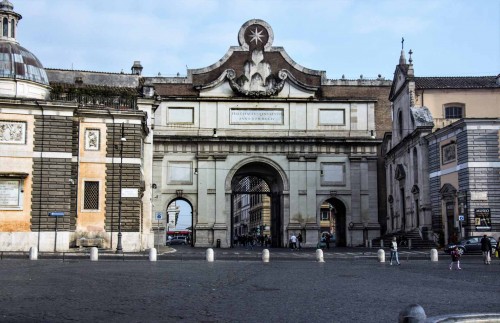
[{"left": 0, "top": 247, "right": 499, "bottom": 322}]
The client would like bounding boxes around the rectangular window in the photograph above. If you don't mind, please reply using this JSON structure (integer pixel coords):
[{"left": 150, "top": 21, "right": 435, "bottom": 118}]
[
  {"left": 83, "top": 181, "right": 99, "bottom": 210},
  {"left": 321, "top": 210, "right": 329, "bottom": 220},
  {"left": 445, "top": 106, "right": 463, "bottom": 119}
]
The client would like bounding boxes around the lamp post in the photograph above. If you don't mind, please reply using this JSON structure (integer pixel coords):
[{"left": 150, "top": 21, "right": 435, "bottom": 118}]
[{"left": 116, "top": 123, "right": 126, "bottom": 253}]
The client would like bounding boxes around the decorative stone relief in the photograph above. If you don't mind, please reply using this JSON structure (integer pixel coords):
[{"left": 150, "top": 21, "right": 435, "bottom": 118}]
[
  {"left": 0, "top": 121, "right": 26, "bottom": 144},
  {"left": 84, "top": 128, "right": 100, "bottom": 151}
]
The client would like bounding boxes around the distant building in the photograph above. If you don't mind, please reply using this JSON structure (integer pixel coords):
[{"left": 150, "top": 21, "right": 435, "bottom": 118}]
[{"left": 385, "top": 47, "right": 500, "bottom": 245}]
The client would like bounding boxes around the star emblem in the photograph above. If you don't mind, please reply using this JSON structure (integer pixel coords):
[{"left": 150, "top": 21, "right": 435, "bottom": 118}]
[{"left": 249, "top": 27, "right": 264, "bottom": 45}]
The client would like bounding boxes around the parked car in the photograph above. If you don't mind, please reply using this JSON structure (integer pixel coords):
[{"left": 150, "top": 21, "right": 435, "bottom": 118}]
[
  {"left": 166, "top": 236, "right": 187, "bottom": 245},
  {"left": 444, "top": 236, "right": 497, "bottom": 255}
]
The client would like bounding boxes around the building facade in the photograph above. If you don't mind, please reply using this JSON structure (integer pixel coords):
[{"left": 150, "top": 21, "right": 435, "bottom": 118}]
[
  {"left": 0, "top": 1, "right": 155, "bottom": 251},
  {"left": 150, "top": 19, "right": 392, "bottom": 248},
  {"left": 385, "top": 47, "right": 500, "bottom": 245}
]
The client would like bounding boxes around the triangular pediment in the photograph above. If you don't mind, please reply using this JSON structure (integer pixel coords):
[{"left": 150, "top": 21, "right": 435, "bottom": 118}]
[
  {"left": 440, "top": 183, "right": 457, "bottom": 198},
  {"left": 389, "top": 65, "right": 408, "bottom": 101},
  {"left": 395, "top": 164, "right": 406, "bottom": 181}
]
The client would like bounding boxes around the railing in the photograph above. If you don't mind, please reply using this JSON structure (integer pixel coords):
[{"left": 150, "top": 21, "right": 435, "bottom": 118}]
[{"left": 50, "top": 92, "right": 137, "bottom": 110}]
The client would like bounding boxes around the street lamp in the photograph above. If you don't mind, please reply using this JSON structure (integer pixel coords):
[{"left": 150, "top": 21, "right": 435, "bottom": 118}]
[{"left": 116, "top": 123, "right": 126, "bottom": 253}]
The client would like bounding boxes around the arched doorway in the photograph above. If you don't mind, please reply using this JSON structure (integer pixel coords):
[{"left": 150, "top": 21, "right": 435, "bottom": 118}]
[
  {"left": 166, "top": 198, "right": 194, "bottom": 245},
  {"left": 320, "top": 197, "right": 347, "bottom": 247},
  {"left": 229, "top": 161, "right": 286, "bottom": 248}
]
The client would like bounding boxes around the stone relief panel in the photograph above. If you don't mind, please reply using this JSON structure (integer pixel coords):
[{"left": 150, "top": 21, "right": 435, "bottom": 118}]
[
  {"left": 167, "top": 161, "right": 193, "bottom": 184},
  {"left": 84, "top": 128, "right": 100, "bottom": 151},
  {"left": 0, "top": 121, "right": 26, "bottom": 144}
]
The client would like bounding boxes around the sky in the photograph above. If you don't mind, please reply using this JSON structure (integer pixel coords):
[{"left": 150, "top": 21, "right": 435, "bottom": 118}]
[{"left": 15, "top": 0, "right": 500, "bottom": 80}]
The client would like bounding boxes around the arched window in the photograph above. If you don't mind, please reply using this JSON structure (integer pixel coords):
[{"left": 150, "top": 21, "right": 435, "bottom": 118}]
[
  {"left": 10, "top": 19, "right": 14, "bottom": 38},
  {"left": 2, "top": 18, "right": 8, "bottom": 37},
  {"left": 413, "top": 147, "right": 418, "bottom": 183}
]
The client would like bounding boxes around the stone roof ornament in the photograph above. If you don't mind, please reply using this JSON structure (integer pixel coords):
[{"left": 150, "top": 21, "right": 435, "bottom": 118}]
[
  {"left": 0, "top": 0, "right": 14, "bottom": 11},
  {"left": 399, "top": 37, "right": 406, "bottom": 65}
]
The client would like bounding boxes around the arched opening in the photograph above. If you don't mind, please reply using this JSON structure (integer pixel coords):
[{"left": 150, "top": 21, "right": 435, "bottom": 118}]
[
  {"left": 320, "top": 197, "right": 347, "bottom": 247},
  {"left": 230, "top": 161, "right": 285, "bottom": 248},
  {"left": 166, "top": 198, "right": 193, "bottom": 246},
  {"left": 2, "top": 18, "right": 7, "bottom": 37}
]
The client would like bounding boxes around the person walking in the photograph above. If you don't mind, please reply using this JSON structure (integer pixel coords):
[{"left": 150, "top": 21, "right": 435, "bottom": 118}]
[
  {"left": 449, "top": 246, "right": 462, "bottom": 270},
  {"left": 289, "top": 233, "right": 297, "bottom": 250},
  {"left": 480, "top": 235, "right": 492, "bottom": 265},
  {"left": 389, "top": 236, "right": 400, "bottom": 265},
  {"left": 325, "top": 233, "right": 331, "bottom": 249},
  {"left": 297, "top": 233, "right": 303, "bottom": 250}
]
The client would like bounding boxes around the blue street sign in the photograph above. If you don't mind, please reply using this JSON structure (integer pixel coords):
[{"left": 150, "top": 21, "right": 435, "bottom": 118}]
[
  {"left": 458, "top": 215, "right": 465, "bottom": 221},
  {"left": 48, "top": 212, "right": 64, "bottom": 217},
  {"left": 155, "top": 212, "right": 163, "bottom": 220}
]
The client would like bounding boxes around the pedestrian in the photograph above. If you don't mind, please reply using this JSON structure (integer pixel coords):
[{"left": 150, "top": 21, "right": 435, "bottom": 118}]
[
  {"left": 289, "top": 233, "right": 297, "bottom": 250},
  {"left": 480, "top": 234, "right": 492, "bottom": 265},
  {"left": 389, "top": 236, "right": 400, "bottom": 265},
  {"left": 325, "top": 233, "right": 330, "bottom": 249},
  {"left": 297, "top": 233, "right": 303, "bottom": 249},
  {"left": 449, "top": 246, "right": 462, "bottom": 270},
  {"left": 496, "top": 238, "right": 500, "bottom": 260}
]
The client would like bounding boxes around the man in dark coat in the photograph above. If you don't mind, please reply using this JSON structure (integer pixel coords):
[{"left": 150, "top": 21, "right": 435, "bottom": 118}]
[{"left": 480, "top": 235, "right": 492, "bottom": 265}]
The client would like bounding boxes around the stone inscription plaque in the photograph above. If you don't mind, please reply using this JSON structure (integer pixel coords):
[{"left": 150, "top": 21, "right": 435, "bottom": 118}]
[
  {"left": 230, "top": 109, "right": 283, "bottom": 125},
  {"left": 0, "top": 180, "right": 20, "bottom": 207}
]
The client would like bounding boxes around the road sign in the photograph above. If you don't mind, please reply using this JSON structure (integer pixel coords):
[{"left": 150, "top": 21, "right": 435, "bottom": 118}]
[
  {"left": 48, "top": 212, "right": 64, "bottom": 217},
  {"left": 458, "top": 215, "right": 464, "bottom": 221},
  {"left": 155, "top": 212, "right": 163, "bottom": 220}
]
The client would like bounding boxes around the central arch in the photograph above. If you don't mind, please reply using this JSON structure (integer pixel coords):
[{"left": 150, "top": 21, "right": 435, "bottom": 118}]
[{"left": 226, "top": 158, "right": 288, "bottom": 247}]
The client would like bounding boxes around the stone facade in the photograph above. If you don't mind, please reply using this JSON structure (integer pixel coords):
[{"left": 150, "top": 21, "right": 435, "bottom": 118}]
[
  {"left": 150, "top": 19, "right": 391, "bottom": 248},
  {"left": 385, "top": 48, "right": 500, "bottom": 245}
]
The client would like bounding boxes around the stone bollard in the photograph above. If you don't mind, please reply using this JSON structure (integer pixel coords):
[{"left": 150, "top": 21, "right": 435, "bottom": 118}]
[
  {"left": 29, "top": 247, "right": 38, "bottom": 260},
  {"left": 90, "top": 247, "right": 98, "bottom": 261},
  {"left": 377, "top": 249, "right": 385, "bottom": 262},
  {"left": 398, "top": 304, "right": 426, "bottom": 323},
  {"left": 206, "top": 248, "right": 214, "bottom": 262},
  {"left": 430, "top": 248, "right": 438, "bottom": 262},
  {"left": 149, "top": 248, "right": 157, "bottom": 262},
  {"left": 262, "top": 249, "right": 270, "bottom": 263},
  {"left": 316, "top": 249, "right": 325, "bottom": 262}
]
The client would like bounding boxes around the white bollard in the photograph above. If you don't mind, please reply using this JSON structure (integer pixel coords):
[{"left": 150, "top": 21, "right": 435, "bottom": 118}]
[
  {"left": 378, "top": 249, "right": 385, "bottom": 262},
  {"left": 149, "top": 248, "right": 157, "bottom": 262},
  {"left": 430, "top": 248, "right": 438, "bottom": 262},
  {"left": 262, "top": 249, "right": 270, "bottom": 263},
  {"left": 90, "top": 247, "right": 98, "bottom": 261},
  {"left": 316, "top": 249, "right": 325, "bottom": 262},
  {"left": 29, "top": 247, "right": 38, "bottom": 260},
  {"left": 206, "top": 248, "right": 214, "bottom": 262}
]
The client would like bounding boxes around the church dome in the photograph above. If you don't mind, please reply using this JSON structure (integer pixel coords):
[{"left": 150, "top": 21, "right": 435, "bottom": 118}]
[
  {"left": 0, "top": 42, "right": 49, "bottom": 85},
  {"left": 0, "top": 0, "right": 49, "bottom": 99}
]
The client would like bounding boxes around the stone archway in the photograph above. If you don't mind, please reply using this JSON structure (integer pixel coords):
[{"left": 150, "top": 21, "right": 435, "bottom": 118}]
[
  {"left": 321, "top": 197, "right": 348, "bottom": 247},
  {"left": 227, "top": 159, "right": 288, "bottom": 247}
]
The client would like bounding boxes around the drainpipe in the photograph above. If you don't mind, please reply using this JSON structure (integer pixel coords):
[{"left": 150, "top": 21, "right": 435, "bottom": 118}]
[
  {"left": 35, "top": 101, "right": 45, "bottom": 251},
  {"left": 106, "top": 109, "right": 116, "bottom": 249}
]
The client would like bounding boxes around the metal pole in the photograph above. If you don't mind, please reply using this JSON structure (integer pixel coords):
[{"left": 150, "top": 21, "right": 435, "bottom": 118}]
[
  {"left": 116, "top": 123, "right": 125, "bottom": 253},
  {"left": 54, "top": 215, "right": 58, "bottom": 252}
]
